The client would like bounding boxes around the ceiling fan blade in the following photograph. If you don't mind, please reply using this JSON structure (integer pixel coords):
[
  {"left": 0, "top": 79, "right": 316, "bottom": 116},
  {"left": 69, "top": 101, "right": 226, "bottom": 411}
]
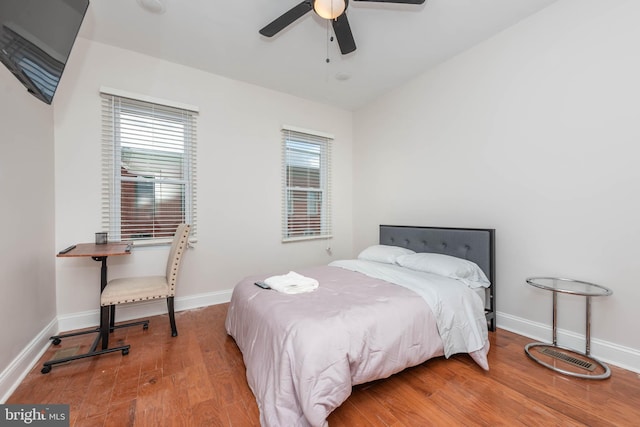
[
  {"left": 332, "top": 14, "right": 356, "bottom": 54},
  {"left": 353, "top": 0, "right": 425, "bottom": 4},
  {"left": 259, "top": 1, "right": 313, "bottom": 37}
]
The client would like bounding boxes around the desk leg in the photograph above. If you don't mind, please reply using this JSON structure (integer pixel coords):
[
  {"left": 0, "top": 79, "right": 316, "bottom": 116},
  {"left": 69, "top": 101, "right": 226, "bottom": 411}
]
[{"left": 97, "top": 256, "right": 109, "bottom": 350}]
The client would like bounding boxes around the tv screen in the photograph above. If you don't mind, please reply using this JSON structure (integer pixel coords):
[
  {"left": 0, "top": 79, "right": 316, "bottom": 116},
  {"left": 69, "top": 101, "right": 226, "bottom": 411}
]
[{"left": 0, "top": 0, "right": 89, "bottom": 104}]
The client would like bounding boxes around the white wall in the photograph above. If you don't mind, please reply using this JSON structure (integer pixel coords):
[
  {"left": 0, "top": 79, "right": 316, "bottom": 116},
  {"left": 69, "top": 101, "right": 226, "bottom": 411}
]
[
  {"left": 353, "top": 0, "right": 640, "bottom": 371},
  {"left": 0, "top": 67, "right": 56, "bottom": 398},
  {"left": 53, "top": 38, "right": 354, "bottom": 328}
]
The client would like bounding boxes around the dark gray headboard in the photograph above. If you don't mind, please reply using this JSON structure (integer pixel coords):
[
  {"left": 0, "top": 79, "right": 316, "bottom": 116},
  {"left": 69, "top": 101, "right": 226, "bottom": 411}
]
[{"left": 379, "top": 225, "right": 496, "bottom": 330}]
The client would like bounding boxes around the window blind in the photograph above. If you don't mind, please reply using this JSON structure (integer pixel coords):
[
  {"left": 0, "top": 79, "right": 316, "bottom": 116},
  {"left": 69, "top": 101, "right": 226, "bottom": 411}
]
[
  {"left": 282, "top": 128, "right": 332, "bottom": 241},
  {"left": 101, "top": 92, "right": 197, "bottom": 243}
]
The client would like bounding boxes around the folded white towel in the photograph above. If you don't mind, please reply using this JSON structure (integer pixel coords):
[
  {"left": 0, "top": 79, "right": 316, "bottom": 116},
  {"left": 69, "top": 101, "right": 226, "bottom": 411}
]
[{"left": 264, "top": 271, "right": 319, "bottom": 294}]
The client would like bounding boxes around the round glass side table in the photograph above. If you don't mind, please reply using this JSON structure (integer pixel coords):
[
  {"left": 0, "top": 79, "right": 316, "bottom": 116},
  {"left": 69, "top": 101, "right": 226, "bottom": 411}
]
[{"left": 524, "top": 277, "right": 613, "bottom": 380}]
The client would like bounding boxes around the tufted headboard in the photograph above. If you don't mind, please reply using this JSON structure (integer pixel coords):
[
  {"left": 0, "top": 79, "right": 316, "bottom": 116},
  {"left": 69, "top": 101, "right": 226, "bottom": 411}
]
[{"left": 379, "top": 225, "right": 496, "bottom": 331}]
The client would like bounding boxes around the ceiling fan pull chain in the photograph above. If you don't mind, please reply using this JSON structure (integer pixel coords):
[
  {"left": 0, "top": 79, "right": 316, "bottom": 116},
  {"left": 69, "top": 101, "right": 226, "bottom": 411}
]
[
  {"left": 326, "top": 19, "right": 331, "bottom": 64},
  {"left": 324, "top": 20, "right": 330, "bottom": 82}
]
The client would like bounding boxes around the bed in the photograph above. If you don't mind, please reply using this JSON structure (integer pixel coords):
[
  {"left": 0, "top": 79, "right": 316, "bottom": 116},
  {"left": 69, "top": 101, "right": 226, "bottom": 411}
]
[{"left": 225, "top": 225, "right": 496, "bottom": 427}]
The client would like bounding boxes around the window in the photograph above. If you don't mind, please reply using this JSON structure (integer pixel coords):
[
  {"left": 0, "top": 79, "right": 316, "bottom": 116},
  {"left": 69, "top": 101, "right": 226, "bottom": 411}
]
[
  {"left": 282, "top": 127, "right": 332, "bottom": 241},
  {"left": 101, "top": 90, "right": 197, "bottom": 243}
]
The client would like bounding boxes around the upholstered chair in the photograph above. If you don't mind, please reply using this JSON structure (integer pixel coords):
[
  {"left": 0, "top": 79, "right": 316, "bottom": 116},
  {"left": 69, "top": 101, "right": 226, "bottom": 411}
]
[{"left": 100, "top": 223, "right": 191, "bottom": 337}]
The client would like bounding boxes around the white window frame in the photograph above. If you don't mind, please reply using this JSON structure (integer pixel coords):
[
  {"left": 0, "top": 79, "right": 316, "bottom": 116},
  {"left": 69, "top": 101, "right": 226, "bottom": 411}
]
[
  {"left": 281, "top": 126, "right": 332, "bottom": 242},
  {"left": 100, "top": 88, "right": 198, "bottom": 244}
]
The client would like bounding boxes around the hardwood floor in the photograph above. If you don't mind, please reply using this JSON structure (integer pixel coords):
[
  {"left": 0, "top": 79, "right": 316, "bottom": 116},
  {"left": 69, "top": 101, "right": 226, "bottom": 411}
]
[{"left": 7, "top": 303, "right": 640, "bottom": 426}]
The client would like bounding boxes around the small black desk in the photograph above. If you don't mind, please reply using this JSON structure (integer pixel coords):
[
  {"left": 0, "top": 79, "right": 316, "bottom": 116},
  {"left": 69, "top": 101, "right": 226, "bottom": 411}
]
[{"left": 42, "top": 243, "right": 132, "bottom": 373}]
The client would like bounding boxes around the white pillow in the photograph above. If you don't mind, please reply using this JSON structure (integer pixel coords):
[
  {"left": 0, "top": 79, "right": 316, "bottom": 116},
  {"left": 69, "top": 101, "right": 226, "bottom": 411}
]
[
  {"left": 357, "top": 245, "right": 415, "bottom": 264},
  {"left": 396, "top": 252, "right": 491, "bottom": 288}
]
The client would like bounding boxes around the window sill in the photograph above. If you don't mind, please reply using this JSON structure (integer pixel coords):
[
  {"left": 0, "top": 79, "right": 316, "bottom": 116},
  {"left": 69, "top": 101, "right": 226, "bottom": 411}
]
[
  {"left": 116, "top": 238, "right": 197, "bottom": 248},
  {"left": 282, "top": 235, "right": 332, "bottom": 243}
]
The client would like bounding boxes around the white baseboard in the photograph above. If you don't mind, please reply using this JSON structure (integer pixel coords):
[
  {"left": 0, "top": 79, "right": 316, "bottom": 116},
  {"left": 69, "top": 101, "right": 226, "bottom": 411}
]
[
  {"left": 0, "top": 318, "right": 58, "bottom": 403},
  {"left": 0, "top": 289, "right": 233, "bottom": 403},
  {"left": 58, "top": 289, "right": 233, "bottom": 332},
  {"left": 497, "top": 311, "right": 640, "bottom": 374}
]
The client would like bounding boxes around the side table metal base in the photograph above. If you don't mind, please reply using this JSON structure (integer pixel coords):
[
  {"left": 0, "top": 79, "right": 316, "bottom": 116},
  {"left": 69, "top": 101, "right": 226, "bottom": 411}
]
[{"left": 525, "top": 342, "right": 611, "bottom": 380}]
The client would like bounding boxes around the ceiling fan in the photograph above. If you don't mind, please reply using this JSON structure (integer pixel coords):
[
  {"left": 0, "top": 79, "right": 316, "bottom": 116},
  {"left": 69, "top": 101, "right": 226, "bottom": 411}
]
[{"left": 259, "top": 0, "right": 426, "bottom": 55}]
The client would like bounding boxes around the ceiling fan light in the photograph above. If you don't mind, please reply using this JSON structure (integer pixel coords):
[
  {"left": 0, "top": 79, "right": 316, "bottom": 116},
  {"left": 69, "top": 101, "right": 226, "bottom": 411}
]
[{"left": 313, "top": 0, "right": 346, "bottom": 20}]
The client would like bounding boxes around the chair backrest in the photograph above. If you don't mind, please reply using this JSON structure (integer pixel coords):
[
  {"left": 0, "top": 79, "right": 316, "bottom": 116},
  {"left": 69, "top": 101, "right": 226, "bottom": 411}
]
[{"left": 166, "top": 223, "right": 191, "bottom": 296}]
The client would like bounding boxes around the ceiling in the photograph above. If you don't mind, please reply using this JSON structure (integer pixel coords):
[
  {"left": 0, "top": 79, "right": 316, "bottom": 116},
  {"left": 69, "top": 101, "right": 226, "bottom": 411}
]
[{"left": 78, "top": 0, "right": 558, "bottom": 110}]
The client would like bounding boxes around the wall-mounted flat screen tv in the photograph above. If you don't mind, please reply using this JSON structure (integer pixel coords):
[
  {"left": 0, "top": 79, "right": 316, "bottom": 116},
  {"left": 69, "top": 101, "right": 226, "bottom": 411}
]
[{"left": 0, "top": 0, "right": 89, "bottom": 105}]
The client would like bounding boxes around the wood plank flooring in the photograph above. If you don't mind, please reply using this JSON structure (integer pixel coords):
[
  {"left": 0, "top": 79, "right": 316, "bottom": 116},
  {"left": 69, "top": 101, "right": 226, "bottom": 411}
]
[{"left": 7, "top": 303, "right": 640, "bottom": 426}]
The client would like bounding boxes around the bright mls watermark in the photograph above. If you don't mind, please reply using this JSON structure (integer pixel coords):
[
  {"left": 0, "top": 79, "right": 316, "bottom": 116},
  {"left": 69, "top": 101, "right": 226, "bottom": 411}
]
[{"left": 1, "top": 405, "right": 69, "bottom": 426}]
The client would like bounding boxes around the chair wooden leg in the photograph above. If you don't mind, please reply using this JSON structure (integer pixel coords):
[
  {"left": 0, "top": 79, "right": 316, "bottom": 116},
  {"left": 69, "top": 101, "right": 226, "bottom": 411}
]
[
  {"left": 100, "top": 305, "right": 110, "bottom": 350},
  {"left": 167, "top": 297, "right": 178, "bottom": 337},
  {"left": 110, "top": 305, "right": 116, "bottom": 332}
]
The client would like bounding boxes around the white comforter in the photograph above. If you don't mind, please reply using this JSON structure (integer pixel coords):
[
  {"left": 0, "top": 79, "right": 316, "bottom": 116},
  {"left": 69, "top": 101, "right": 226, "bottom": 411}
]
[{"left": 329, "top": 259, "right": 489, "bottom": 362}]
